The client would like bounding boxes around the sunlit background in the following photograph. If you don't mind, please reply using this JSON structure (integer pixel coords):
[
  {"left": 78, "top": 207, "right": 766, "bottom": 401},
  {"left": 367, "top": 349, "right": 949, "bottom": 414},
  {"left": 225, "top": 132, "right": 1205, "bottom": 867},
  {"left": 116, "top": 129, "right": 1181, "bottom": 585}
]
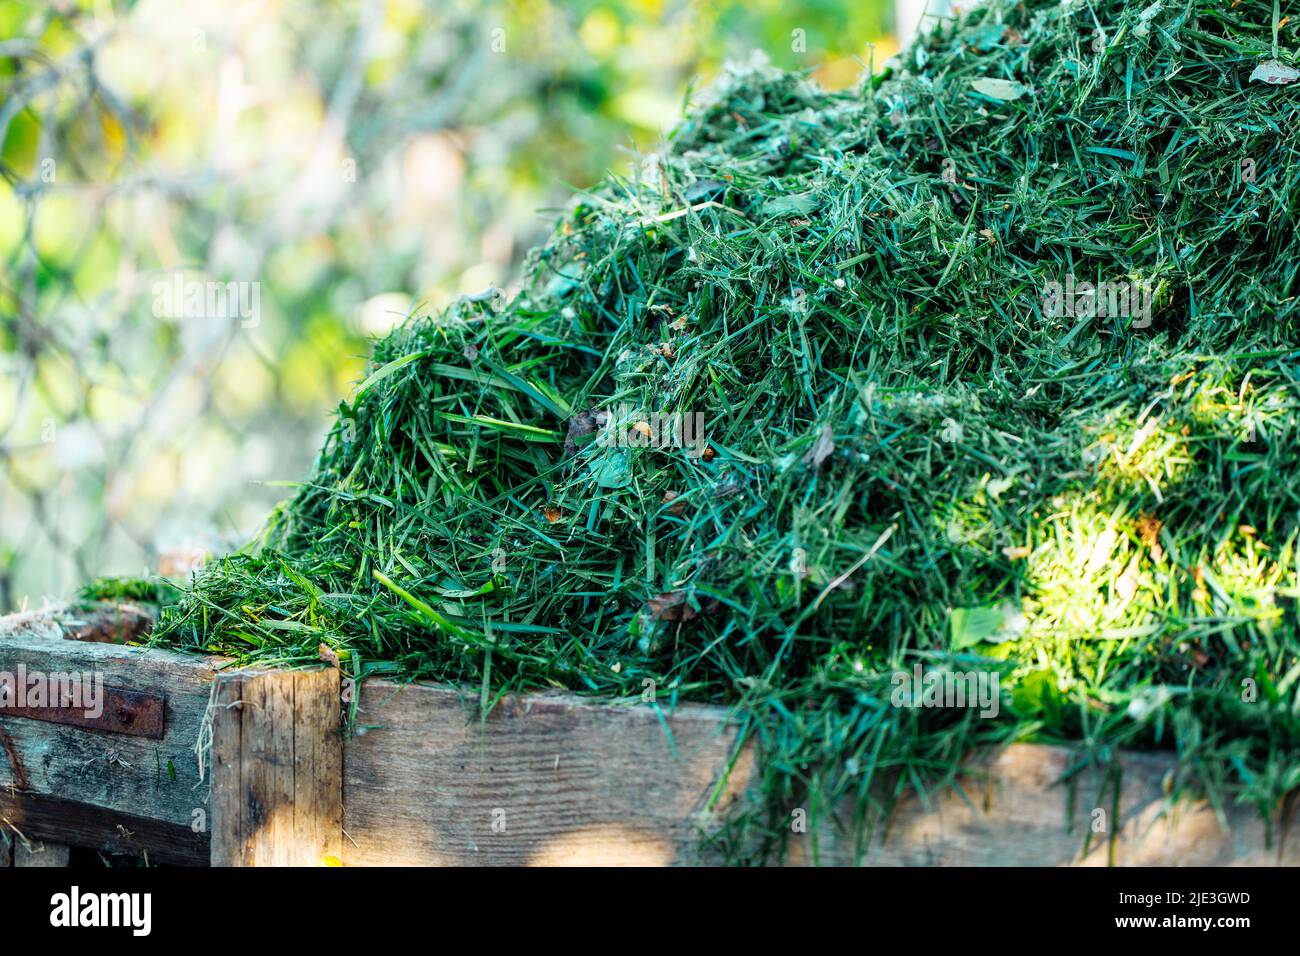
[{"left": 0, "top": 0, "right": 916, "bottom": 610}]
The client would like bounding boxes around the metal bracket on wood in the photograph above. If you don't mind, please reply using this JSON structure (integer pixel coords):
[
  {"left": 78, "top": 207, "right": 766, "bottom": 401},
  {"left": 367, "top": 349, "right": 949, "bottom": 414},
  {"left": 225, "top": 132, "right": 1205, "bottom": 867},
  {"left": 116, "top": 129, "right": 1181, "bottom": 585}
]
[{"left": 1, "top": 685, "right": 165, "bottom": 739}]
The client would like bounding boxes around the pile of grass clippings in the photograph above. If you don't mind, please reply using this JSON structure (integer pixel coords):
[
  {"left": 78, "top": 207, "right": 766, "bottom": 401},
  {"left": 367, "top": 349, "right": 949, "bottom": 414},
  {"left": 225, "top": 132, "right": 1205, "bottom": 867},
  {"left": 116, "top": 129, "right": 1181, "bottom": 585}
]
[{"left": 136, "top": 0, "right": 1300, "bottom": 862}]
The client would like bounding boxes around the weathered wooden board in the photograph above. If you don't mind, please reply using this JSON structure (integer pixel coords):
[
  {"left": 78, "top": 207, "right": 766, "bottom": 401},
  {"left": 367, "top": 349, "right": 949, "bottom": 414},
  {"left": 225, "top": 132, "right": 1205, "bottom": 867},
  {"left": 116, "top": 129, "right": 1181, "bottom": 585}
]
[
  {"left": 210, "top": 668, "right": 342, "bottom": 866},
  {"left": 2, "top": 605, "right": 1296, "bottom": 866},
  {"left": 804, "top": 745, "right": 1298, "bottom": 866},
  {"left": 343, "top": 682, "right": 753, "bottom": 865},
  {"left": 343, "top": 680, "right": 1298, "bottom": 866},
  {"left": 0, "top": 790, "right": 208, "bottom": 866},
  {"left": 0, "top": 604, "right": 219, "bottom": 862}
]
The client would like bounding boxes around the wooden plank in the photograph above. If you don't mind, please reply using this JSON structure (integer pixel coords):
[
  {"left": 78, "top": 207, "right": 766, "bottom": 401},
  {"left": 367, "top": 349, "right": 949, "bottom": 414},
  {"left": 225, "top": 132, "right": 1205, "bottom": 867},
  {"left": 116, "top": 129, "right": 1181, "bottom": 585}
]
[
  {"left": 209, "top": 668, "right": 342, "bottom": 866},
  {"left": 790, "top": 744, "right": 1299, "bottom": 866},
  {"left": 267, "top": 674, "right": 294, "bottom": 866},
  {"left": 208, "top": 673, "right": 243, "bottom": 867},
  {"left": 240, "top": 672, "right": 277, "bottom": 866},
  {"left": 0, "top": 606, "right": 219, "bottom": 849},
  {"left": 343, "top": 683, "right": 752, "bottom": 865},
  {"left": 0, "top": 790, "right": 209, "bottom": 866},
  {"left": 296, "top": 669, "right": 343, "bottom": 865},
  {"left": 343, "top": 680, "right": 1298, "bottom": 866},
  {"left": 5, "top": 604, "right": 1294, "bottom": 867}
]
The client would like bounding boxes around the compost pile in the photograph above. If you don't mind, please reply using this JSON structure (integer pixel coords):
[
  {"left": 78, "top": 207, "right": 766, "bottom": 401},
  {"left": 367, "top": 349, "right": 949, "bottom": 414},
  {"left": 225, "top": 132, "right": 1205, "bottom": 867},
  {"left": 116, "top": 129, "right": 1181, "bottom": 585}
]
[{"left": 148, "top": 0, "right": 1300, "bottom": 860}]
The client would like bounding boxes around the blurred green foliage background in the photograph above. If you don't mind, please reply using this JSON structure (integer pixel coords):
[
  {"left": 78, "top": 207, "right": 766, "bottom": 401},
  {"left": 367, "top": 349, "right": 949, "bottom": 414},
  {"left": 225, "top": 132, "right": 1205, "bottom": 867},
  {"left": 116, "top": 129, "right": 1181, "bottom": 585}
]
[{"left": 0, "top": 0, "right": 897, "bottom": 609}]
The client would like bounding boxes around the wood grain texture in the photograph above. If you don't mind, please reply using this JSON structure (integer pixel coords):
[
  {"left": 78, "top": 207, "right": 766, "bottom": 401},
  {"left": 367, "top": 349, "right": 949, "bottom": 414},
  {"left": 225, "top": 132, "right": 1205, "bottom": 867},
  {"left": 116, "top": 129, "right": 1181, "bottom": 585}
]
[
  {"left": 0, "top": 790, "right": 208, "bottom": 866},
  {"left": 343, "top": 682, "right": 753, "bottom": 866},
  {"left": 3, "top": 606, "right": 1294, "bottom": 867},
  {"left": 208, "top": 673, "right": 244, "bottom": 867},
  {"left": 296, "top": 668, "right": 343, "bottom": 864},
  {"left": 210, "top": 668, "right": 342, "bottom": 866},
  {"left": 794, "top": 744, "right": 1299, "bottom": 866},
  {"left": 0, "top": 606, "right": 218, "bottom": 840},
  {"left": 343, "top": 680, "right": 1297, "bottom": 866}
]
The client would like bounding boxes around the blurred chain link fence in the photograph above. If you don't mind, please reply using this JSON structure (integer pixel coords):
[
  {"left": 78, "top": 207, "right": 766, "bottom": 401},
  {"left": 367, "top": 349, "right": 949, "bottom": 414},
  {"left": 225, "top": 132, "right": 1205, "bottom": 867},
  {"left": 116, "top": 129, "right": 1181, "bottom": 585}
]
[{"left": 0, "top": 0, "right": 895, "bottom": 611}]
